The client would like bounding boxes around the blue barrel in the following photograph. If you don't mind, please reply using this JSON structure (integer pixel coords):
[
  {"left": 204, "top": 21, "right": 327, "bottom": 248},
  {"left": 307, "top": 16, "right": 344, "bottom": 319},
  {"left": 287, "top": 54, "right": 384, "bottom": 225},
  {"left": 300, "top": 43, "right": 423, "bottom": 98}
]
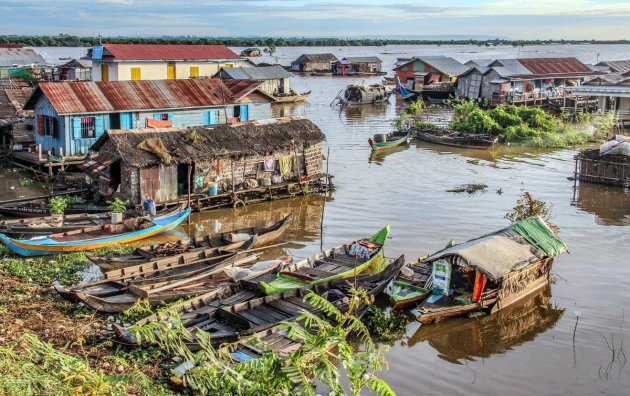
[
  {"left": 208, "top": 184, "right": 218, "bottom": 195},
  {"left": 143, "top": 198, "right": 156, "bottom": 217}
]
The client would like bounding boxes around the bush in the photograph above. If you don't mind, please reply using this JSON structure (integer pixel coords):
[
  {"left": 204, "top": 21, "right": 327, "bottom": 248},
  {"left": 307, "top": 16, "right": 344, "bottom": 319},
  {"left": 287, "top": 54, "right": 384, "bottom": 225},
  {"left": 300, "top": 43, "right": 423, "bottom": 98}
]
[
  {"left": 48, "top": 197, "right": 67, "bottom": 215},
  {"left": 413, "top": 120, "right": 436, "bottom": 130},
  {"left": 451, "top": 108, "right": 500, "bottom": 134}
]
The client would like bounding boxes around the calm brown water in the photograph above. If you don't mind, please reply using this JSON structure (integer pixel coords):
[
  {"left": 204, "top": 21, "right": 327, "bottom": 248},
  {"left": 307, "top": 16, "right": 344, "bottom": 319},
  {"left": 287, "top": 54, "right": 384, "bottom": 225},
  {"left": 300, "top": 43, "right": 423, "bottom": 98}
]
[{"left": 14, "top": 45, "right": 630, "bottom": 394}]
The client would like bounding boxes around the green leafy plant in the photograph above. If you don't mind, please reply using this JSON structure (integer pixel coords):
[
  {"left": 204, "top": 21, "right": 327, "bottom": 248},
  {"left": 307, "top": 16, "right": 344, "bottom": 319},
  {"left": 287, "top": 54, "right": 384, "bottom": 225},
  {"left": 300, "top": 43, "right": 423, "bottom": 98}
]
[
  {"left": 362, "top": 306, "right": 409, "bottom": 341},
  {"left": 48, "top": 197, "right": 67, "bottom": 216},
  {"left": 505, "top": 190, "right": 559, "bottom": 232},
  {"left": 0, "top": 252, "right": 89, "bottom": 286},
  {"left": 18, "top": 177, "right": 33, "bottom": 187},
  {"left": 402, "top": 99, "right": 423, "bottom": 117},
  {"left": 106, "top": 198, "right": 128, "bottom": 214},
  {"left": 413, "top": 120, "right": 436, "bottom": 130}
]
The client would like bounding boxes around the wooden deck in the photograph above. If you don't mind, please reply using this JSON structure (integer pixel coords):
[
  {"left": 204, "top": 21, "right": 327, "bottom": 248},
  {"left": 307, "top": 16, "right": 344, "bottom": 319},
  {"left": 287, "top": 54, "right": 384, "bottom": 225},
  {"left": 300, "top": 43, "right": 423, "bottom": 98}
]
[{"left": 10, "top": 150, "right": 86, "bottom": 180}]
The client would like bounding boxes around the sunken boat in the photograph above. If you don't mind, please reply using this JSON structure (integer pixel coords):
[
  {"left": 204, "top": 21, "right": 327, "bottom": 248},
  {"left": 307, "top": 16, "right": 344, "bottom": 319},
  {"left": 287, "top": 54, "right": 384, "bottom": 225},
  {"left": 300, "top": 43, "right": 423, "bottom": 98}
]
[{"left": 413, "top": 128, "right": 498, "bottom": 150}]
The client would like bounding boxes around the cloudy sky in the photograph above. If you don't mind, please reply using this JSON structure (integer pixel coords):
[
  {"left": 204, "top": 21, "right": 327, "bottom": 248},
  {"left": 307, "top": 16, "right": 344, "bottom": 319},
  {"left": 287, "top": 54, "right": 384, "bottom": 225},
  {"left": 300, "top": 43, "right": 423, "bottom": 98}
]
[{"left": 1, "top": 0, "right": 629, "bottom": 39}]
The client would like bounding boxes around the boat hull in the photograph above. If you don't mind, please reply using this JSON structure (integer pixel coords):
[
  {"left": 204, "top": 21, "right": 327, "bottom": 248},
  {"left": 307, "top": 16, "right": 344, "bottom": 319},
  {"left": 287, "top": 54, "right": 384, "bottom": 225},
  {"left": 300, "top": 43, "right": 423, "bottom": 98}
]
[
  {"left": 370, "top": 132, "right": 411, "bottom": 152},
  {"left": 0, "top": 208, "right": 190, "bottom": 256},
  {"left": 414, "top": 129, "right": 497, "bottom": 150}
]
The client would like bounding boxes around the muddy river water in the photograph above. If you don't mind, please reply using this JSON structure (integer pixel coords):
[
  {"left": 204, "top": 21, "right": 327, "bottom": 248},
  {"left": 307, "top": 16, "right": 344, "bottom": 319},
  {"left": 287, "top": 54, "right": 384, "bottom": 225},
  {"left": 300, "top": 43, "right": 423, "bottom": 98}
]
[{"left": 8, "top": 44, "right": 630, "bottom": 394}]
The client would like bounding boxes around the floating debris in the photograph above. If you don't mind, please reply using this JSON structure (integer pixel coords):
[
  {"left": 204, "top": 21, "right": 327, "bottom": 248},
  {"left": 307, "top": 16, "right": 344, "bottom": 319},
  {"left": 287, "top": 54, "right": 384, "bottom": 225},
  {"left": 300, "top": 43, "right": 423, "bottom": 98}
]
[{"left": 446, "top": 183, "right": 488, "bottom": 194}]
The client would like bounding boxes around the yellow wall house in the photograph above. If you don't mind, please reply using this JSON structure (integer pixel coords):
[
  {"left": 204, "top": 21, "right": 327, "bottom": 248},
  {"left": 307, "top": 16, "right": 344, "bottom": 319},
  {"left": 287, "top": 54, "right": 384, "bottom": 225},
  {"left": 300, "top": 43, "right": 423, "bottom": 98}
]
[{"left": 86, "top": 44, "right": 250, "bottom": 82}]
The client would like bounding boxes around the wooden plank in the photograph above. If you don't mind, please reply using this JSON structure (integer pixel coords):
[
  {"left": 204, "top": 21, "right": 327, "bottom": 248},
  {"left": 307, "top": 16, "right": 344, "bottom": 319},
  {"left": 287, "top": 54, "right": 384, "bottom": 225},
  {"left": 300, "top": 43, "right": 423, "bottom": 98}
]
[
  {"left": 235, "top": 310, "right": 270, "bottom": 326},
  {"left": 267, "top": 300, "right": 302, "bottom": 316},
  {"left": 298, "top": 267, "right": 336, "bottom": 279},
  {"left": 254, "top": 305, "right": 291, "bottom": 321},
  {"left": 315, "top": 263, "right": 341, "bottom": 272},
  {"left": 285, "top": 296, "right": 315, "bottom": 310}
]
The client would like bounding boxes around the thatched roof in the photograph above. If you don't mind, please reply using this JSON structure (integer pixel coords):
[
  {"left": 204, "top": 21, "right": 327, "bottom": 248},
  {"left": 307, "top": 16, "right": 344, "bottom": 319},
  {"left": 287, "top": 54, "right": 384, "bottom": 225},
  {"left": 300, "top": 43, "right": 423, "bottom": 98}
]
[{"left": 91, "top": 117, "right": 325, "bottom": 167}]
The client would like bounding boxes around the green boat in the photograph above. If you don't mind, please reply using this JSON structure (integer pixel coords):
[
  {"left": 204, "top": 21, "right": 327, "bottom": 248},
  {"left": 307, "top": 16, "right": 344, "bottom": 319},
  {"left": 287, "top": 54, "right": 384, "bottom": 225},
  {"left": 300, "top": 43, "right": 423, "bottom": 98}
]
[
  {"left": 368, "top": 131, "right": 411, "bottom": 152},
  {"left": 389, "top": 280, "right": 431, "bottom": 309},
  {"left": 258, "top": 225, "right": 390, "bottom": 295}
]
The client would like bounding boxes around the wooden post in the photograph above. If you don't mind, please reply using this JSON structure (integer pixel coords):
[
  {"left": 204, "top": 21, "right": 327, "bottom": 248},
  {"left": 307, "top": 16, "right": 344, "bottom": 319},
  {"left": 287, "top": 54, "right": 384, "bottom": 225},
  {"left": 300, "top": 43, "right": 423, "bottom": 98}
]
[
  {"left": 59, "top": 147, "right": 63, "bottom": 157},
  {"left": 38, "top": 144, "right": 42, "bottom": 161},
  {"left": 325, "top": 146, "right": 330, "bottom": 192},
  {"left": 187, "top": 163, "right": 192, "bottom": 225}
]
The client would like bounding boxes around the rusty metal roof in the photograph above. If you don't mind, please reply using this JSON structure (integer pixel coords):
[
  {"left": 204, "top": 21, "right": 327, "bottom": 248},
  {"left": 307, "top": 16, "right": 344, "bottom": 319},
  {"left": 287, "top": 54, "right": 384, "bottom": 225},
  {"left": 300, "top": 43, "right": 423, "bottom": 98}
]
[
  {"left": 516, "top": 57, "right": 595, "bottom": 77},
  {"left": 0, "top": 48, "right": 47, "bottom": 67},
  {"left": 24, "top": 79, "right": 265, "bottom": 115},
  {"left": 86, "top": 44, "right": 240, "bottom": 61}
]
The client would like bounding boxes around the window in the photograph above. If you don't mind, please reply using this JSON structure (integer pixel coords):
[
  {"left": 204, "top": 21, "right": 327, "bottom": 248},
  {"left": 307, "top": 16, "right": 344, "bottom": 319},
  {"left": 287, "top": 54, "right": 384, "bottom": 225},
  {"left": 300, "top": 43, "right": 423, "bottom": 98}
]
[
  {"left": 167, "top": 62, "right": 176, "bottom": 80},
  {"left": 157, "top": 113, "right": 169, "bottom": 121},
  {"left": 131, "top": 67, "right": 141, "bottom": 80},
  {"left": 80, "top": 117, "right": 96, "bottom": 139},
  {"left": 190, "top": 66, "right": 199, "bottom": 78},
  {"left": 101, "top": 63, "right": 109, "bottom": 82},
  {"left": 37, "top": 115, "right": 58, "bottom": 138},
  {"left": 223, "top": 63, "right": 234, "bottom": 68}
]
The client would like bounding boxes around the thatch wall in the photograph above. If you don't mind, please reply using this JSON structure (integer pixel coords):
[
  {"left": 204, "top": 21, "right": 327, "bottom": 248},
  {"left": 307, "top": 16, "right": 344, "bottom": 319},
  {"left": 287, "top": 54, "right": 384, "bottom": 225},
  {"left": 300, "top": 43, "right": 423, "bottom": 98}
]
[{"left": 576, "top": 149, "right": 630, "bottom": 187}]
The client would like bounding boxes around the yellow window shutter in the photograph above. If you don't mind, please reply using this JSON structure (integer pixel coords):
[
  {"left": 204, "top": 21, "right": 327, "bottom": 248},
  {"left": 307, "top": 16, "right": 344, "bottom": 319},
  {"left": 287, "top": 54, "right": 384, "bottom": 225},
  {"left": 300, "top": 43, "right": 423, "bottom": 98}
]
[
  {"left": 167, "top": 64, "right": 176, "bottom": 80},
  {"left": 101, "top": 64, "right": 109, "bottom": 82},
  {"left": 131, "top": 67, "right": 141, "bottom": 80},
  {"left": 190, "top": 66, "right": 199, "bottom": 78}
]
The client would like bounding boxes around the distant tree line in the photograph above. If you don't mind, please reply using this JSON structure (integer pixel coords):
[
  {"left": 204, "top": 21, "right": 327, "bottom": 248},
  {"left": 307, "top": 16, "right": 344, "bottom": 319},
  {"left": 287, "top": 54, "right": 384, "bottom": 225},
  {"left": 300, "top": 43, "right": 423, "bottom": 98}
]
[{"left": 1, "top": 34, "right": 628, "bottom": 47}]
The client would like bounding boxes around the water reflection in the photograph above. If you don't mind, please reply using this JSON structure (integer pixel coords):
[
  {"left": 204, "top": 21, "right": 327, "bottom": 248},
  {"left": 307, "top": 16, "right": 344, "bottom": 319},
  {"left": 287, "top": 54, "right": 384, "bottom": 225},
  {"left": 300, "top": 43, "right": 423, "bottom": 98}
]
[
  {"left": 572, "top": 182, "right": 630, "bottom": 226},
  {"left": 342, "top": 103, "right": 390, "bottom": 120},
  {"left": 408, "top": 286, "right": 563, "bottom": 363},
  {"left": 413, "top": 140, "right": 556, "bottom": 163},
  {"left": 368, "top": 144, "right": 410, "bottom": 164},
  {"left": 174, "top": 195, "right": 330, "bottom": 260}
]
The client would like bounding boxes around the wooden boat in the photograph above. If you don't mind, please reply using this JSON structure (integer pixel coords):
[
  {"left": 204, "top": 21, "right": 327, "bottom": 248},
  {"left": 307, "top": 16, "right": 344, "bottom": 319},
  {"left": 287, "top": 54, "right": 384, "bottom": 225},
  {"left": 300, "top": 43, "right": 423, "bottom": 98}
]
[
  {"left": 54, "top": 237, "right": 258, "bottom": 304},
  {"left": 272, "top": 91, "right": 311, "bottom": 103},
  {"left": 116, "top": 255, "right": 405, "bottom": 348},
  {"left": 414, "top": 128, "right": 498, "bottom": 150},
  {"left": 386, "top": 256, "right": 433, "bottom": 309},
  {"left": 258, "top": 225, "right": 390, "bottom": 295},
  {"left": 86, "top": 213, "right": 293, "bottom": 271},
  {"left": 0, "top": 207, "right": 190, "bottom": 256},
  {"left": 368, "top": 131, "right": 412, "bottom": 152},
  {"left": 410, "top": 217, "right": 567, "bottom": 324},
  {"left": 0, "top": 201, "right": 111, "bottom": 218},
  {"left": 0, "top": 212, "right": 111, "bottom": 236},
  {"left": 339, "top": 83, "right": 391, "bottom": 106},
  {"left": 74, "top": 255, "right": 290, "bottom": 313}
]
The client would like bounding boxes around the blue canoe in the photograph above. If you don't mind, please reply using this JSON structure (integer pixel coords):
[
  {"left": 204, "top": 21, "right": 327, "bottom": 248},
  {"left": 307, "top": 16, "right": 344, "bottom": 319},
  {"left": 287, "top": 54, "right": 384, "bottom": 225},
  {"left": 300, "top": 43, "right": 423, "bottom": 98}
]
[{"left": 0, "top": 207, "right": 190, "bottom": 256}]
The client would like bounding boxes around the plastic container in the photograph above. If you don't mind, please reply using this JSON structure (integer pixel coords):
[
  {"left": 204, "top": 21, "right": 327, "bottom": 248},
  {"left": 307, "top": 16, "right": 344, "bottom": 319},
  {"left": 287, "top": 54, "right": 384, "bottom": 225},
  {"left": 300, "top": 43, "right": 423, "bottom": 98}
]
[
  {"left": 208, "top": 182, "right": 218, "bottom": 195},
  {"left": 374, "top": 133, "right": 387, "bottom": 143},
  {"left": 143, "top": 198, "right": 156, "bottom": 217}
]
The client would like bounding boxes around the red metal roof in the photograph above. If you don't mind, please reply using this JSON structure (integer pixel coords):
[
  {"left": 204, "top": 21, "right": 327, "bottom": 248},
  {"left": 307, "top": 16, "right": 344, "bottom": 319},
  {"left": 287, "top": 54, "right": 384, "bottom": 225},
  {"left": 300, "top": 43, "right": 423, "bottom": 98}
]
[
  {"left": 517, "top": 57, "right": 595, "bottom": 77},
  {"left": 25, "top": 79, "right": 264, "bottom": 115},
  {"left": 89, "top": 44, "right": 240, "bottom": 61}
]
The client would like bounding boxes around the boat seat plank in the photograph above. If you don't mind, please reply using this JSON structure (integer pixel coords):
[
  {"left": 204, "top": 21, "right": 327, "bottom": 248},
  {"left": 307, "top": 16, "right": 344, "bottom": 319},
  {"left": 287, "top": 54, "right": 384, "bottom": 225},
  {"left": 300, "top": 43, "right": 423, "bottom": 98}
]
[
  {"left": 254, "top": 305, "right": 292, "bottom": 321},
  {"left": 243, "top": 308, "right": 281, "bottom": 324},
  {"left": 285, "top": 296, "right": 316, "bottom": 310},
  {"left": 234, "top": 310, "right": 269, "bottom": 326},
  {"left": 297, "top": 267, "right": 336, "bottom": 279},
  {"left": 267, "top": 300, "right": 302, "bottom": 316},
  {"left": 315, "top": 263, "right": 342, "bottom": 272}
]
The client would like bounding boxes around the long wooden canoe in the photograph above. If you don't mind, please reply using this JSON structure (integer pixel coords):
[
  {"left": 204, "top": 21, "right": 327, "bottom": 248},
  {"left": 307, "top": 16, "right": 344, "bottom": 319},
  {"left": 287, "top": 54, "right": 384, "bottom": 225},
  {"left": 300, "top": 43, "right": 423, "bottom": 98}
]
[
  {"left": 87, "top": 213, "right": 293, "bottom": 271},
  {"left": 0, "top": 201, "right": 110, "bottom": 218},
  {"left": 116, "top": 255, "right": 405, "bottom": 348},
  {"left": 0, "top": 207, "right": 190, "bottom": 256},
  {"left": 0, "top": 212, "right": 112, "bottom": 236},
  {"left": 414, "top": 128, "right": 498, "bottom": 150},
  {"left": 258, "top": 225, "right": 390, "bottom": 295},
  {"left": 369, "top": 132, "right": 411, "bottom": 152},
  {"left": 74, "top": 255, "right": 290, "bottom": 313}
]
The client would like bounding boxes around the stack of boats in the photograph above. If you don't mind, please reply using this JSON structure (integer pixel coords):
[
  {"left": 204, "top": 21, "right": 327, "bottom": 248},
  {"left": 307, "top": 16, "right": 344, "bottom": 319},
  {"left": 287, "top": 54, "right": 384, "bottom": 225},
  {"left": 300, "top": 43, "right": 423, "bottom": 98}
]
[{"left": 0, "top": 194, "right": 567, "bottom": 353}]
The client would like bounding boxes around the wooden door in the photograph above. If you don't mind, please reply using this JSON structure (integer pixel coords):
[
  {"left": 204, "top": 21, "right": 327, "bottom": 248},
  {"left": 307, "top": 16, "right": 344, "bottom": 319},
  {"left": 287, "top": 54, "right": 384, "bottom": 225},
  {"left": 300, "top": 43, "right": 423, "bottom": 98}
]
[
  {"left": 468, "top": 74, "right": 482, "bottom": 98},
  {"left": 101, "top": 64, "right": 109, "bottom": 82},
  {"left": 140, "top": 167, "right": 160, "bottom": 202},
  {"left": 140, "top": 165, "right": 177, "bottom": 203}
]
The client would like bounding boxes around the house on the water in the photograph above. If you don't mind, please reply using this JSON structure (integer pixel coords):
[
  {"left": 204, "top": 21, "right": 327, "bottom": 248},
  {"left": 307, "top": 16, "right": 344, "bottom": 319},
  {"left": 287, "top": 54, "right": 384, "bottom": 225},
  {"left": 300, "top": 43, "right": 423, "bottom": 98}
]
[
  {"left": 0, "top": 84, "right": 35, "bottom": 152},
  {"left": 457, "top": 57, "right": 600, "bottom": 106},
  {"left": 572, "top": 71, "right": 630, "bottom": 127},
  {"left": 22, "top": 79, "right": 274, "bottom": 158},
  {"left": 333, "top": 57, "right": 383, "bottom": 76},
  {"left": 0, "top": 48, "right": 47, "bottom": 78},
  {"left": 595, "top": 60, "right": 630, "bottom": 74},
  {"left": 85, "top": 44, "right": 249, "bottom": 82},
  {"left": 55, "top": 58, "right": 91, "bottom": 81},
  {"left": 393, "top": 56, "right": 468, "bottom": 98},
  {"left": 290, "top": 53, "right": 338, "bottom": 73},
  {"left": 85, "top": 117, "right": 327, "bottom": 208},
  {"left": 216, "top": 65, "right": 293, "bottom": 97}
]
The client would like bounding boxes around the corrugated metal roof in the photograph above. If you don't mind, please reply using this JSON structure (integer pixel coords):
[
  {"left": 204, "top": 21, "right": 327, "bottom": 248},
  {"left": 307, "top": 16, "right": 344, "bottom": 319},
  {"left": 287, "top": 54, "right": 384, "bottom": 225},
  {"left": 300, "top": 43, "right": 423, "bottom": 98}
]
[
  {"left": 221, "top": 65, "right": 292, "bottom": 80},
  {"left": 572, "top": 84, "right": 630, "bottom": 98},
  {"left": 397, "top": 56, "right": 468, "bottom": 76},
  {"left": 596, "top": 60, "right": 630, "bottom": 74},
  {"left": 0, "top": 48, "right": 47, "bottom": 67},
  {"left": 517, "top": 57, "right": 594, "bottom": 76},
  {"left": 340, "top": 56, "right": 382, "bottom": 64},
  {"left": 466, "top": 59, "right": 494, "bottom": 67},
  {"left": 292, "top": 53, "right": 338, "bottom": 63},
  {"left": 86, "top": 44, "right": 240, "bottom": 61},
  {"left": 24, "top": 79, "right": 264, "bottom": 115},
  {"left": 491, "top": 59, "right": 531, "bottom": 76}
]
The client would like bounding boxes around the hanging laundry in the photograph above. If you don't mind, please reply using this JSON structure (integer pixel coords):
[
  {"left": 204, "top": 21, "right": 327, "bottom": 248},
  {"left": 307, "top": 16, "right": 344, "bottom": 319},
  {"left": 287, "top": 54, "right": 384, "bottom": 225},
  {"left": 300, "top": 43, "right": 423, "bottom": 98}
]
[
  {"left": 278, "top": 156, "right": 292, "bottom": 177},
  {"left": 263, "top": 158, "right": 275, "bottom": 171}
]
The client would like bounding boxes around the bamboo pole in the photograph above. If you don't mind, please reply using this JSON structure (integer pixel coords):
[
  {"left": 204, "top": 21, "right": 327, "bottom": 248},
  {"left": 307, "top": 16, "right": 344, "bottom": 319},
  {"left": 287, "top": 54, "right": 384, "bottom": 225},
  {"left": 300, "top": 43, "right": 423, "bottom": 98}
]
[{"left": 187, "top": 164, "right": 192, "bottom": 225}]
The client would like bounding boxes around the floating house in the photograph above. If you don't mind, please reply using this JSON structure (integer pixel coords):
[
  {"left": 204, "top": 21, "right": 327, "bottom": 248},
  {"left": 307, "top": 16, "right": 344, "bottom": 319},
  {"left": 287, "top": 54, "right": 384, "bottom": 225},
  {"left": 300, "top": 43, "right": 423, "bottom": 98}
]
[
  {"left": 86, "top": 117, "right": 327, "bottom": 208},
  {"left": 85, "top": 44, "right": 248, "bottom": 82},
  {"left": 393, "top": 56, "right": 468, "bottom": 99},
  {"left": 240, "top": 48, "right": 262, "bottom": 57},
  {"left": 290, "top": 53, "right": 339, "bottom": 73},
  {"left": 55, "top": 58, "right": 91, "bottom": 81},
  {"left": 574, "top": 137, "right": 630, "bottom": 188},
  {"left": 572, "top": 71, "right": 630, "bottom": 127},
  {"left": 457, "top": 57, "right": 600, "bottom": 106},
  {"left": 0, "top": 48, "right": 47, "bottom": 78},
  {"left": 595, "top": 60, "right": 630, "bottom": 74},
  {"left": 0, "top": 85, "right": 35, "bottom": 151},
  {"left": 22, "top": 79, "right": 274, "bottom": 158},
  {"left": 217, "top": 65, "right": 293, "bottom": 96},
  {"left": 333, "top": 57, "right": 383, "bottom": 76}
]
